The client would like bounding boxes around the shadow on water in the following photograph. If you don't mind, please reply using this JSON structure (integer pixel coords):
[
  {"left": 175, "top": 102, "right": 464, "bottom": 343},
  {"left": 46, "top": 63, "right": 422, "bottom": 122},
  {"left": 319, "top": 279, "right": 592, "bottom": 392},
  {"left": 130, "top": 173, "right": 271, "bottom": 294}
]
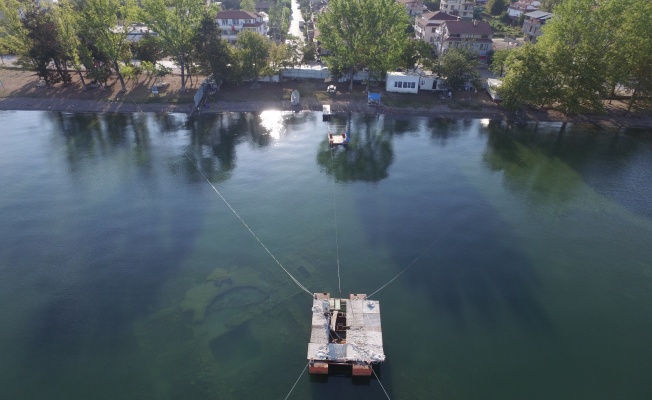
[
  {"left": 17, "top": 112, "right": 221, "bottom": 399},
  {"left": 427, "top": 118, "right": 465, "bottom": 146},
  {"left": 345, "top": 118, "right": 553, "bottom": 333},
  {"left": 482, "top": 120, "right": 652, "bottom": 219},
  {"left": 316, "top": 114, "right": 395, "bottom": 183}
]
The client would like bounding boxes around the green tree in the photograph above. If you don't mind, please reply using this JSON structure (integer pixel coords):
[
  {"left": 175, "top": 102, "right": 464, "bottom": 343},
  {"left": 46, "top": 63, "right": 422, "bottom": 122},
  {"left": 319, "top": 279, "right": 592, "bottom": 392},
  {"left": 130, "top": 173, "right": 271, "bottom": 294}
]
[
  {"left": 0, "top": 0, "right": 29, "bottom": 56},
  {"left": 132, "top": 34, "right": 166, "bottom": 63},
  {"left": 423, "top": 1, "right": 440, "bottom": 12},
  {"left": 486, "top": 0, "right": 505, "bottom": 16},
  {"left": 21, "top": 2, "right": 71, "bottom": 84},
  {"left": 80, "top": 0, "right": 136, "bottom": 92},
  {"left": 301, "top": 40, "right": 317, "bottom": 63},
  {"left": 400, "top": 39, "right": 436, "bottom": 72},
  {"left": 52, "top": 0, "right": 89, "bottom": 88},
  {"left": 141, "top": 0, "right": 206, "bottom": 92},
  {"left": 235, "top": 30, "right": 271, "bottom": 82},
  {"left": 602, "top": 0, "right": 652, "bottom": 113},
  {"left": 535, "top": 0, "right": 609, "bottom": 114},
  {"left": 193, "top": 13, "right": 234, "bottom": 84},
  {"left": 317, "top": 0, "right": 409, "bottom": 91},
  {"left": 269, "top": 41, "right": 290, "bottom": 71},
  {"left": 488, "top": 48, "right": 511, "bottom": 77},
  {"left": 438, "top": 48, "right": 481, "bottom": 90},
  {"left": 240, "top": 0, "right": 256, "bottom": 12},
  {"left": 499, "top": 44, "right": 557, "bottom": 109},
  {"left": 285, "top": 34, "right": 303, "bottom": 67}
]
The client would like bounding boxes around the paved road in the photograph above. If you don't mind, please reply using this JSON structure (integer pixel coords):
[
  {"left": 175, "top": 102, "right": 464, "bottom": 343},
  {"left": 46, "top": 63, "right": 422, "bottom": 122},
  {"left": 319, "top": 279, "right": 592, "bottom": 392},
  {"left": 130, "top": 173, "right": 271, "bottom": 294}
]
[{"left": 288, "top": 0, "right": 304, "bottom": 41}]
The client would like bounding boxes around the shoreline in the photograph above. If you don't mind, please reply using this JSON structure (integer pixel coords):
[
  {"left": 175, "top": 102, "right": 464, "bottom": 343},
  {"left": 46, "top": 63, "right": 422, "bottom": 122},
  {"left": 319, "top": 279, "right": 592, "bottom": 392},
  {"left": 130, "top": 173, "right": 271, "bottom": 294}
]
[{"left": 2, "top": 96, "right": 652, "bottom": 129}]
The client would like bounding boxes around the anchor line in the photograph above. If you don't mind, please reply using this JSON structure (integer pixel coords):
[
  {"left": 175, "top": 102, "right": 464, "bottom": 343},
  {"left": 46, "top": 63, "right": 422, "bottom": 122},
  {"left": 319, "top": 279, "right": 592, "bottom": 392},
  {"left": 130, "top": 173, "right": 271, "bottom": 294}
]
[
  {"left": 372, "top": 366, "right": 392, "bottom": 400},
  {"left": 283, "top": 362, "right": 308, "bottom": 400},
  {"left": 186, "top": 155, "right": 312, "bottom": 297},
  {"left": 330, "top": 145, "right": 342, "bottom": 295},
  {"left": 368, "top": 223, "right": 457, "bottom": 298}
]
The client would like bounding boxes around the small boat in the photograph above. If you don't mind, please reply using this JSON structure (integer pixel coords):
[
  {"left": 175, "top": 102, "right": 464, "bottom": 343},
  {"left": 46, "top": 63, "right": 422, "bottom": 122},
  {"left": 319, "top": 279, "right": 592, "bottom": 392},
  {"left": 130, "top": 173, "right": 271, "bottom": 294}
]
[{"left": 328, "top": 131, "right": 349, "bottom": 147}]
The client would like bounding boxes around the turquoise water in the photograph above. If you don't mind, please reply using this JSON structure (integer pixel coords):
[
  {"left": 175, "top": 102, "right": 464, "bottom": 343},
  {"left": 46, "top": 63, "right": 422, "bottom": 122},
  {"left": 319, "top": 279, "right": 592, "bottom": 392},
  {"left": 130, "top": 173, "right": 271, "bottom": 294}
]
[{"left": 0, "top": 111, "right": 651, "bottom": 399}]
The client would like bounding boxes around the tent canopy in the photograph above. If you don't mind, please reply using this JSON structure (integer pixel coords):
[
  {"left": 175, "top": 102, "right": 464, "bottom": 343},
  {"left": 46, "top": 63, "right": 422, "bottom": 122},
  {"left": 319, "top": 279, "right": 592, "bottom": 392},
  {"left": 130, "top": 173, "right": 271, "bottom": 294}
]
[{"left": 368, "top": 92, "right": 381, "bottom": 106}]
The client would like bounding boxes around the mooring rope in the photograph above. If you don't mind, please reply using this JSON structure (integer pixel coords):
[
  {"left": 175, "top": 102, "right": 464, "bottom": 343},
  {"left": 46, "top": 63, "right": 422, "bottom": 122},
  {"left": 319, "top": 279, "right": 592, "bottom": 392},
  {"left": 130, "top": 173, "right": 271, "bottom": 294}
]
[
  {"left": 368, "top": 223, "right": 457, "bottom": 298},
  {"left": 283, "top": 362, "right": 308, "bottom": 400},
  {"left": 329, "top": 145, "right": 342, "bottom": 295},
  {"left": 372, "top": 366, "right": 392, "bottom": 400},
  {"left": 186, "top": 155, "right": 313, "bottom": 297}
]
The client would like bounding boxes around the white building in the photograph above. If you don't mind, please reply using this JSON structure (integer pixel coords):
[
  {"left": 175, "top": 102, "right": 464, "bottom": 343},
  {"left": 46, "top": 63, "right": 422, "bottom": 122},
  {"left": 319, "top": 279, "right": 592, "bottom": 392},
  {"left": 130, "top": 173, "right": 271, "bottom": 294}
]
[
  {"left": 386, "top": 72, "right": 420, "bottom": 93},
  {"left": 434, "top": 19, "right": 493, "bottom": 59},
  {"left": 439, "top": 0, "right": 475, "bottom": 19},
  {"left": 522, "top": 10, "right": 552, "bottom": 43},
  {"left": 386, "top": 71, "right": 446, "bottom": 93},
  {"left": 415, "top": 11, "right": 459, "bottom": 45},
  {"left": 507, "top": 0, "right": 541, "bottom": 20},
  {"left": 396, "top": 0, "right": 428, "bottom": 17},
  {"left": 216, "top": 10, "right": 267, "bottom": 43}
]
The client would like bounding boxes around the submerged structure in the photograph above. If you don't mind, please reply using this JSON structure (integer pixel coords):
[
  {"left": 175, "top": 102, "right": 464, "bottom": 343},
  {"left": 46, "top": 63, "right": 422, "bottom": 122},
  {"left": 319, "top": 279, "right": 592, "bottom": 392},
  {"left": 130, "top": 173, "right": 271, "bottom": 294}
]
[{"left": 307, "top": 293, "right": 385, "bottom": 376}]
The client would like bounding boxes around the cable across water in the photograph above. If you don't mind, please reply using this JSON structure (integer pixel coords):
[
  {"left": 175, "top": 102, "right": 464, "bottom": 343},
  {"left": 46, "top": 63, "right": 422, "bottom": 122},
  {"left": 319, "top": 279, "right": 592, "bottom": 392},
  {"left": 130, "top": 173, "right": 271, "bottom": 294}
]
[
  {"left": 186, "top": 155, "right": 312, "bottom": 297},
  {"left": 368, "top": 223, "right": 457, "bottom": 298},
  {"left": 372, "top": 366, "right": 392, "bottom": 400},
  {"left": 283, "top": 362, "right": 308, "bottom": 400}
]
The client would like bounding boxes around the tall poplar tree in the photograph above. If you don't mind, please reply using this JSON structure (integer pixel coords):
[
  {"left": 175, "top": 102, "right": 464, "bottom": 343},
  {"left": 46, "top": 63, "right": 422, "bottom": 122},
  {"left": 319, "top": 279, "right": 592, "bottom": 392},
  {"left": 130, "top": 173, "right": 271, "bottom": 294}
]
[
  {"left": 235, "top": 30, "right": 271, "bottom": 82},
  {"left": 535, "top": 0, "right": 609, "bottom": 114},
  {"left": 0, "top": 0, "right": 29, "bottom": 57},
  {"left": 141, "top": 0, "right": 206, "bottom": 92},
  {"left": 80, "top": 0, "right": 137, "bottom": 92},
  {"left": 317, "top": 0, "right": 408, "bottom": 91},
  {"left": 53, "top": 0, "right": 89, "bottom": 88}
]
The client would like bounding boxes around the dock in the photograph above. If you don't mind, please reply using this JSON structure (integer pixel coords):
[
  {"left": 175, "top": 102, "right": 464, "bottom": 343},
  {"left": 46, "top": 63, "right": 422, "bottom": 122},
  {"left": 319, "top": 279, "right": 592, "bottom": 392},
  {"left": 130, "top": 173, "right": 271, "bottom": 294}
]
[
  {"left": 328, "top": 132, "right": 349, "bottom": 146},
  {"left": 307, "top": 293, "right": 385, "bottom": 376},
  {"left": 322, "top": 104, "right": 331, "bottom": 121}
]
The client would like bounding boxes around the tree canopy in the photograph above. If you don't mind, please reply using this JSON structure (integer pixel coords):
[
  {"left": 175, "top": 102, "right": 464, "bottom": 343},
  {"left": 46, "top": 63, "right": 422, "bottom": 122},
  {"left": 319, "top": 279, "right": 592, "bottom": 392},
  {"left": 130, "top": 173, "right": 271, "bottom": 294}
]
[
  {"left": 316, "top": 0, "right": 409, "bottom": 90},
  {"left": 140, "top": 0, "right": 207, "bottom": 92},
  {"left": 438, "top": 48, "right": 481, "bottom": 90},
  {"left": 500, "top": 0, "right": 652, "bottom": 114}
]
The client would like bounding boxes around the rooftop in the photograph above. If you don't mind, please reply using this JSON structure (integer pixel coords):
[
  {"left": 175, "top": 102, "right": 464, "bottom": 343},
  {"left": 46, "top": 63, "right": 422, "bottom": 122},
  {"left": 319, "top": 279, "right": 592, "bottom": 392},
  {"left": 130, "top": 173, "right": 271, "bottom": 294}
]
[
  {"left": 444, "top": 20, "right": 493, "bottom": 35},
  {"left": 307, "top": 293, "right": 385, "bottom": 365}
]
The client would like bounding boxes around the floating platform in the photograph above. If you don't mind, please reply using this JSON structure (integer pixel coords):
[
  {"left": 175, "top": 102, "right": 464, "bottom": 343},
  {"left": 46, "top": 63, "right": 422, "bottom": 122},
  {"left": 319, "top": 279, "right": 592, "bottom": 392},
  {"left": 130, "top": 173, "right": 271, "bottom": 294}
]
[
  {"left": 322, "top": 105, "right": 331, "bottom": 121},
  {"left": 328, "top": 132, "right": 349, "bottom": 146},
  {"left": 307, "top": 293, "right": 385, "bottom": 376}
]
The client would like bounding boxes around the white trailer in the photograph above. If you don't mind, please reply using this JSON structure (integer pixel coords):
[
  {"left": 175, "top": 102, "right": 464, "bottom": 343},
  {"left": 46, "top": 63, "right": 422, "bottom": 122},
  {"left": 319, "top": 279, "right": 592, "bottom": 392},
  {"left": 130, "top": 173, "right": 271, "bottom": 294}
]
[
  {"left": 486, "top": 78, "right": 503, "bottom": 101},
  {"left": 385, "top": 72, "right": 420, "bottom": 94},
  {"left": 418, "top": 75, "right": 447, "bottom": 91}
]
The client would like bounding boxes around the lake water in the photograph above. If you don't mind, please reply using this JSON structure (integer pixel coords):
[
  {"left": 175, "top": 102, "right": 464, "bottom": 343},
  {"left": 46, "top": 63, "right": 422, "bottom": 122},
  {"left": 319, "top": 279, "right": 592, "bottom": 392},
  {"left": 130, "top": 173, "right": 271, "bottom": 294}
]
[{"left": 1, "top": 110, "right": 651, "bottom": 400}]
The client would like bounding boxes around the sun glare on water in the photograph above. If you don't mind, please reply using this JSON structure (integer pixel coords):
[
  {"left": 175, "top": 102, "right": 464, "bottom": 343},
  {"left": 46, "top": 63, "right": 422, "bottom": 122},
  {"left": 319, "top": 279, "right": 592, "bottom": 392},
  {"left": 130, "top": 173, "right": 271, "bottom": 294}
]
[{"left": 259, "top": 110, "right": 291, "bottom": 140}]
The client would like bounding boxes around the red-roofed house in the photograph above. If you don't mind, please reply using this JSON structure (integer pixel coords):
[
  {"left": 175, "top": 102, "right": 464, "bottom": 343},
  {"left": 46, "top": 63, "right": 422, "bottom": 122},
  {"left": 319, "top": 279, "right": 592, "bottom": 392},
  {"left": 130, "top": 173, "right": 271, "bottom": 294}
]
[
  {"left": 434, "top": 19, "right": 493, "bottom": 59},
  {"left": 216, "top": 10, "right": 267, "bottom": 43},
  {"left": 415, "top": 11, "right": 459, "bottom": 45}
]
